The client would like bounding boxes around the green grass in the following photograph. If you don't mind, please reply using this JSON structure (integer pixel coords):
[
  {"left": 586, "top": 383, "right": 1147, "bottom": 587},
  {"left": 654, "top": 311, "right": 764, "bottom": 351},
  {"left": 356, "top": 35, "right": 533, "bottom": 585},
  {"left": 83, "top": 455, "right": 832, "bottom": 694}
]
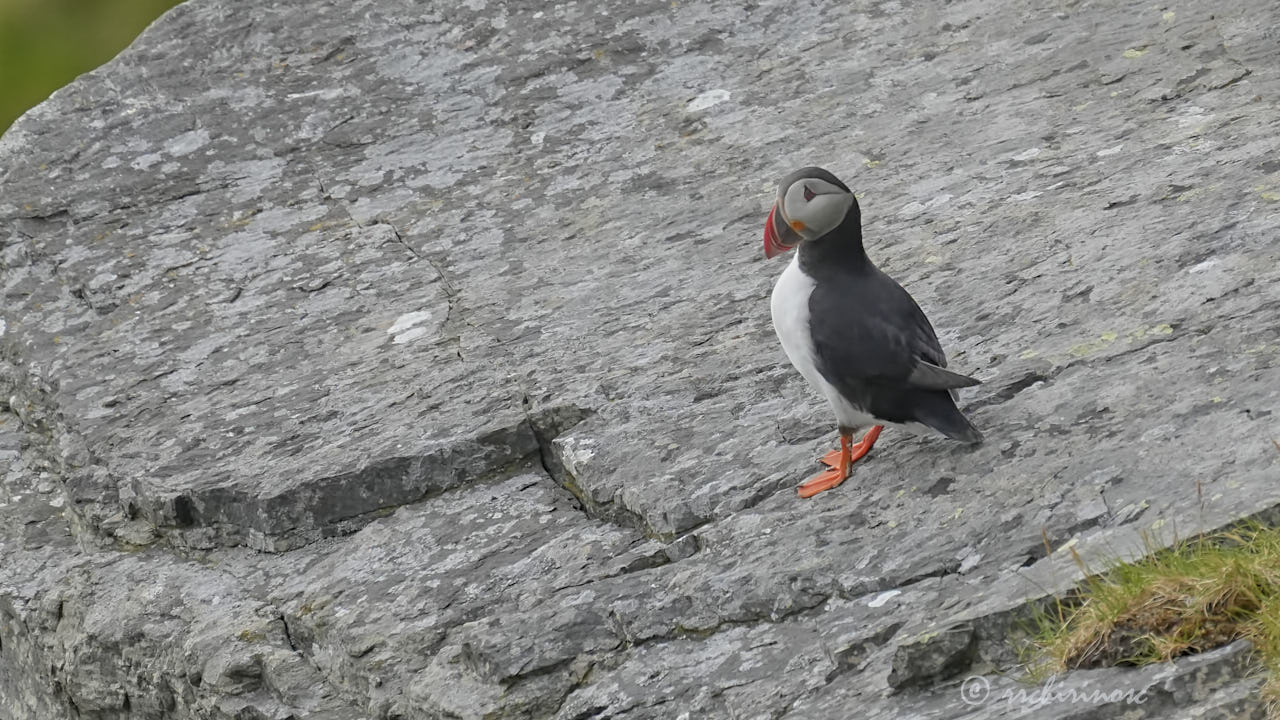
[
  {"left": 0, "top": 0, "right": 185, "bottom": 133},
  {"left": 1030, "top": 522, "right": 1280, "bottom": 714}
]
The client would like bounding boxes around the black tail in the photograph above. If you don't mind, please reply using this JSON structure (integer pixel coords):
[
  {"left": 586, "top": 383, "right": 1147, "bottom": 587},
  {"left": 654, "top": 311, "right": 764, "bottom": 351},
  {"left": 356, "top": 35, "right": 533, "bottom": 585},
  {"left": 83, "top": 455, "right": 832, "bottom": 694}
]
[{"left": 912, "top": 390, "right": 983, "bottom": 444}]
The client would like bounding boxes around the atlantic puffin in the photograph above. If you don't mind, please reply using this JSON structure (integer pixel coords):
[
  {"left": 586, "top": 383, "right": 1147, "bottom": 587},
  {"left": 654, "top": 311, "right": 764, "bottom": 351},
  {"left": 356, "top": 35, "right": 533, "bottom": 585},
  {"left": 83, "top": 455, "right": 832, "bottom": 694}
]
[{"left": 764, "top": 167, "right": 982, "bottom": 498}]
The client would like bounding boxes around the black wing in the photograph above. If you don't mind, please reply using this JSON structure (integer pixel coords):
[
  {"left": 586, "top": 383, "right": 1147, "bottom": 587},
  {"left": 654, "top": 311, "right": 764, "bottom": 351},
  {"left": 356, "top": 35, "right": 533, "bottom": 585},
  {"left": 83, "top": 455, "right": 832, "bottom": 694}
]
[
  {"left": 808, "top": 267, "right": 960, "bottom": 383},
  {"left": 808, "top": 267, "right": 981, "bottom": 435}
]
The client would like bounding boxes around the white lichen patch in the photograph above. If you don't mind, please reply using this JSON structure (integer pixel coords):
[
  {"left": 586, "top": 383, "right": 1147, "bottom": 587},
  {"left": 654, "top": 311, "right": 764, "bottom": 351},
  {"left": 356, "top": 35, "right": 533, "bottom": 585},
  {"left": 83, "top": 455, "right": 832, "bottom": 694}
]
[
  {"left": 1188, "top": 258, "right": 1220, "bottom": 274},
  {"left": 285, "top": 88, "right": 345, "bottom": 101},
  {"left": 898, "top": 201, "right": 926, "bottom": 217},
  {"left": 686, "top": 89, "right": 730, "bottom": 113},
  {"left": 868, "top": 589, "right": 902, "bottom": 608},
  {"left": 554, "top": 436, "right": 597, "bottom": 475},
  {"left": 388, "top": 311, "right": 434, "bottom": 335},
  {"left": 88, "top": 272, "right": 118, "bottom": 290},
  {"left": 387, "top": 310, "right": 438, "bottom": 345},
  {"left": 1175, "top": 105, "right": 1210, "bottom": 127},
  {"left": 131, "top": 152, "right": 164, "bottom": 170},
  {"left": 391, "top": 326, "right": 431, "bottom": 345},
  {"left": 165, "top": 129, "right": 211, "bottom": 157}
]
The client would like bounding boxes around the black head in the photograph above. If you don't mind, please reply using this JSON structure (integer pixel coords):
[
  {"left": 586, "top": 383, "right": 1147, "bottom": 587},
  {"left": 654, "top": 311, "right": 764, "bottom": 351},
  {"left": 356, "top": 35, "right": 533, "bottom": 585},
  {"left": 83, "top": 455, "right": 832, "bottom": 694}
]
[{"left": 763, "top": 167, "right": 860, "bottom": 258}]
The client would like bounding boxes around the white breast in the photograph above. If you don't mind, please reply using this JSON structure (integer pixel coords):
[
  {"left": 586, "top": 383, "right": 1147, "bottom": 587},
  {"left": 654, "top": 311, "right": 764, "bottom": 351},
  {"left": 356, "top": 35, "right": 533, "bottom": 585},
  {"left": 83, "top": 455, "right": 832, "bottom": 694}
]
[{"left": 770, "top": 256, "right": 877, "bottom": 430}]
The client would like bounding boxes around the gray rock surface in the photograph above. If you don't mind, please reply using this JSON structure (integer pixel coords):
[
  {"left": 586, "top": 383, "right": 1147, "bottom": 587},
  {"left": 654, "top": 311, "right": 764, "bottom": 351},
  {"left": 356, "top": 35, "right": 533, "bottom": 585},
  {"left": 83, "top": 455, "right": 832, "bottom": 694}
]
[{"left": 2, "top": 0, "right": 1279, "bottom": 717}]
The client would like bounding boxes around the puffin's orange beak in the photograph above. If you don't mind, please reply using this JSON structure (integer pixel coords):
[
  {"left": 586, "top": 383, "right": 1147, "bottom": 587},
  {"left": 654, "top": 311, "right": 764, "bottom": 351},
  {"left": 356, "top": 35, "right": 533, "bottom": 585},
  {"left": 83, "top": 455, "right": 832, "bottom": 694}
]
[{"left": 763, "top": 203, "right": 799, "bottom": 259}]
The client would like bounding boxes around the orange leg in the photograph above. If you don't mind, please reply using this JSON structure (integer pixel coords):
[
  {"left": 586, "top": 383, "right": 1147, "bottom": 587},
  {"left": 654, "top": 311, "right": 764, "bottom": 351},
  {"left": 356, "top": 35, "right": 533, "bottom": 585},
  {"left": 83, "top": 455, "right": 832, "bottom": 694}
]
[
  {"left": 800, "top": 426, "right": 883, "bottom": 498},
  {"left": 818, "top": 425, "right": 882, "bottom": 469}
]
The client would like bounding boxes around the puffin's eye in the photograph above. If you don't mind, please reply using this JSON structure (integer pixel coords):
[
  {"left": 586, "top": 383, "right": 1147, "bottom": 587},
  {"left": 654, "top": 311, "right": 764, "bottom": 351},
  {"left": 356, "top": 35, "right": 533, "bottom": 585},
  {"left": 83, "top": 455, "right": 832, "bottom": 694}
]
[{"left": 803, "top": 185, "right": 816, "bottom": 202}]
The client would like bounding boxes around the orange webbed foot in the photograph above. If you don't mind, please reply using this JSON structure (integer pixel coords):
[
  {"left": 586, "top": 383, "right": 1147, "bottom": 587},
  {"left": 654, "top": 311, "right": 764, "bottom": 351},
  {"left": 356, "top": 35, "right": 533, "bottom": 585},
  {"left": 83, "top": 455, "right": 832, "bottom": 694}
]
[
  {"left": 798, "top": 465, "right": 850, "bottom": 497},
  {"left": 801, "top": 426, "right": 884, "bottom": 498},
  {"left": 819, "top": 447, "right": 844, "bottom": 469}
]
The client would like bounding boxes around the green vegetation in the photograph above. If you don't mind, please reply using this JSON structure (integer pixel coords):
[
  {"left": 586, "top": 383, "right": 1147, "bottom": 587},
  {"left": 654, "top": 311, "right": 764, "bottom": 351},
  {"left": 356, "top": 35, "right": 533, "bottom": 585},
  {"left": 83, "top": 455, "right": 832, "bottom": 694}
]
[
  {"left": 1032, "top": 522, "right": 1280, "bottom": 714},
  {"left": 0, "top": 0, "right": 184, "bottom": 133}
]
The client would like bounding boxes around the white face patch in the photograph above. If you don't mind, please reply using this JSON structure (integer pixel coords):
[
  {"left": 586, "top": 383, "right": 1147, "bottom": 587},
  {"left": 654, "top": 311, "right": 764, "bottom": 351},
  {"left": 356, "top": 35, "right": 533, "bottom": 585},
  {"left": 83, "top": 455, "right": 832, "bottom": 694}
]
[{"left": 779, "top": 178, "right": 854, "bottom": 241}]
